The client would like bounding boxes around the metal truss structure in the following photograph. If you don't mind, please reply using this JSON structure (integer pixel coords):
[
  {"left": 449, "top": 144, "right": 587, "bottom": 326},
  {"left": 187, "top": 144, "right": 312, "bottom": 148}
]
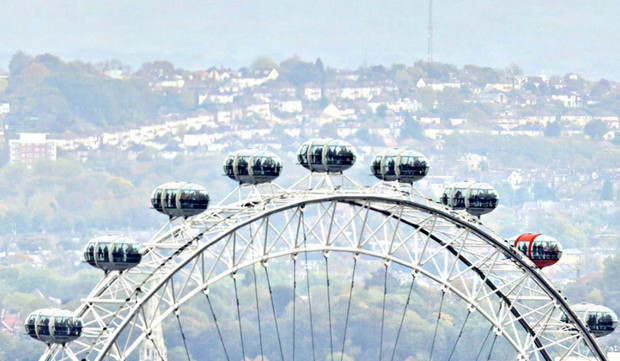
[{"left": 40, "top": 173, "right": 608, "bottom": 361}]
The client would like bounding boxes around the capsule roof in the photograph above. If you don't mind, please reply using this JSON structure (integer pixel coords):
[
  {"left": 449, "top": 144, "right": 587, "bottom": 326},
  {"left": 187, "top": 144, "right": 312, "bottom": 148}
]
[
  {"left": 151, "top": 182, "right": 210, "bottom": 218},
  {"left": 84, "top": 235, "right": 142, "bottom": 271},
  {"left": 371, "top": 148, "right": 429, "bottom": 184},
  {"left": 297, "top": 138, "right": 357, "bottom": 173},
  {"left": 223, "top": 149, "right": 283, "bottom": 184},
  {"left": 25, "top": 308, "right": 83, "bottom": 345}
]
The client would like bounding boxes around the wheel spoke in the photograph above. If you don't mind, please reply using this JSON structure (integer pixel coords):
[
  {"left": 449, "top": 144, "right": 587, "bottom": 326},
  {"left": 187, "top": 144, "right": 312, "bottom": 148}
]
[
  {"left": 339, "top": 257, "right": 358, "bottom": 361},
  {"left": 205, "top": 293, "right": 231, "bottom": 361},
  {"left": 390, "top": 273, "right": 416, "bottom": 361},
  {"left": 428, "top": 289, "right": 446, "bottom": 361}
]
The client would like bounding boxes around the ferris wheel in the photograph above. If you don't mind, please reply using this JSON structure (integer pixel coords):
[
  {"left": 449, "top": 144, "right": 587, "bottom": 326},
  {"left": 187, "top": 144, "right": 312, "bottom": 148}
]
[{"left": 29, "top": 138, "right": 616, "bottom": 361}]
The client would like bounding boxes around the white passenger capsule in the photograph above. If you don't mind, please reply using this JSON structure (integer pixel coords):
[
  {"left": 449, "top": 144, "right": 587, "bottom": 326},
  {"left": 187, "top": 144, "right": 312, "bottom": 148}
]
[
  {"left": 464, "top": 182, "right": 499, "bottom": 216},
  {"left": 84, "top": 236, "right": 142, "bottom": 271},
  {"left": 223, "top": 149, "right": 283, "bottom": 184},
  {"left": 297, "top": 138, "right": 357, "bottom": 173},
  {"left": 370, "top": 148, "right": 429, "bottom": 183},
  {"left": 151, "top": 182, "right": 210, "bottom": 218},
  {"left": 561, "top": 303, "right": 618, "bottom": 337},
  {"left": 25, "top": 309, "right": 83, "bottom": 345}
]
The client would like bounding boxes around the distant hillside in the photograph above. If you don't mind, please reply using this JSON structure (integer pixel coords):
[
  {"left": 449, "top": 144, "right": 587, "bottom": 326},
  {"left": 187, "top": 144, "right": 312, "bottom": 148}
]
[
  {"left": 2, "top": 53, "right": 158, "bottom": 134},
  {"left": 1, "top": 1, "right": 618, "bottom": 79}
]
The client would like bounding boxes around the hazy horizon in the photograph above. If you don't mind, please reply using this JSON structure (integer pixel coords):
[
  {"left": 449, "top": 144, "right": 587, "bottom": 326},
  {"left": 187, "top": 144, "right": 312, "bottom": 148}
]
[{"left": 2, "top": 0, "right": 619, "bottom": 79}]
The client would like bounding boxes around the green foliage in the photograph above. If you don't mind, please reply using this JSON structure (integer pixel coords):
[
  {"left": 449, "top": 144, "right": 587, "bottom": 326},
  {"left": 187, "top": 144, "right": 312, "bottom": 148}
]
[
  {"left": 376, "top": 104, "right": 388, "bottom": 118},
  {"left": 4, "top": 51, "right": 159, "bottom": 134},
  {"left": 279, "top": 56, "right": 324, "bottom": 88},
  {"left": 459, "top": 65, "right": 504, "bottom": 87},
  {"left": 401, "top": 115, "right": 425, "bottom": 140},
  {"left": 544, "top": 120, "right": 563, "bottom": 137},
  {"left": 443, "top": 133, "right": 620, "bottom": 170},
  {"left": 436, "top": 88, "right": 466, "bottom": 118},
  {"left": 465, "top": 107, "right": 491, "bottom": 129},
  {"left": 8, "top": 50, "right": 33, "bottom": 77},
  {"left": 583, "top": 119, "right": 609, "bottom": 140},
  {"left": 418, "top": 87, "right": 436, "bottom": 112},
  {"left": 250, "top": 56, "right": 278, "bottom": 72},
  {"left": 601, "top": 180, "right": 614, "bottom": 200},
  {"left": 603, "top": 253, "right": 620, "bottom": 314}
]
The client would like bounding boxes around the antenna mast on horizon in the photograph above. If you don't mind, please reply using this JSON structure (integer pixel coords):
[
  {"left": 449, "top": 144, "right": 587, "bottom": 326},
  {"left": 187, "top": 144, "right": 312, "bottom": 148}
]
[{"left": 427, "top": 0, "right": 433, "bottom": 63}]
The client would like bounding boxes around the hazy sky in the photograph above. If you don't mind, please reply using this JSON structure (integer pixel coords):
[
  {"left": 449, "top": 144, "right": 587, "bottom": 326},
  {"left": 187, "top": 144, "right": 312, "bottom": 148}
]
[{"left": 2, "top": 0, "right": 619, "bottom": 79}]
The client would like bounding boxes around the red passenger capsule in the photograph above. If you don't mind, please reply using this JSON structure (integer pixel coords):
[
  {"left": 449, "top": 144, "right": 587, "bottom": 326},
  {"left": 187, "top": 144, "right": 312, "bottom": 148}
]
[{"left": 513, "top": 233, "right": 563, "bottom": 268}]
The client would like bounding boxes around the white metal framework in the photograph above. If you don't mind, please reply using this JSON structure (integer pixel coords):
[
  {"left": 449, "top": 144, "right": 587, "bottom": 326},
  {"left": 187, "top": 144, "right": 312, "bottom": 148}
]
[{"left": 39, "top": 173, "right": 608, "bottom": 361}]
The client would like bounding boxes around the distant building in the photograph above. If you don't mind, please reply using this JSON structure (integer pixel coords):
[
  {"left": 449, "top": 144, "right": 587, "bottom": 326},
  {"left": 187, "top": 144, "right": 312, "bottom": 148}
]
[
  {"left": 0, "top": 102, "right": 9, "bottom": 115},
  {"left": 525, "top": 110, "right": 556, "bottom": 127},
  {"left": 561, "top": 109, "right": 592, "bottom": 127},
  {"left": 416, "top": 78, "right": 461, "bottom": 91},
  {"left": 419, "top": 117, "right": 441, "bottom": 125},
  {"left": 156, "top": 78, "right": 185, "bottom": 88},
  {"left": 274, "top": 99, "right": 303, "bottom": 113},
  {"left": 484, "top": 83, "right": 514, "bottom": 92},
  {"left": 477, "top": 93, "right": 508, "bottom": 104},
  {"left": 463, "top": 153, "right": 488, "bottom": 172},
  {"left": 0, "top": 309, "right": 22, "bottom": 336},
  {"left": 9, "top": 133, "right": 57, "bottom": 168},
  {"left": 304, "top": 85, "right": 322, "bottom": 101},
  {"left": 552, "top": 92, "right": 583, "bottom": 108}
]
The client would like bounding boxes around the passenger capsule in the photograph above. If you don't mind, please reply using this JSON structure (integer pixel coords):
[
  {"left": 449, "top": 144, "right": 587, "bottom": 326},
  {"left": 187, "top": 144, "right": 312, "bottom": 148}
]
[
  {"left": 25, "top": 309, "right": 82, "bottom": 344},
  {"left": 297, "top": 138, "right": 357, "bottom": 173},
  {"left": 513, "top": 233, "right": 563, "bottom": 268},
  {"left": 223, "top": 149, "right": 283, "bottom": 184},
  {"left": 84, "top": 236, "right": 142, "bottom": 271},
  {"left": 464, "top": 182, "right": 499, "bottom": 216},
  {"left": 561, "top": 303, "right": 618, "bottom": 337},
  {"left": 370, "top": 148, "right": 429, "bottom": 183},
  {"left": 151, "top": 182, "right": 210, "bottom": 218}
]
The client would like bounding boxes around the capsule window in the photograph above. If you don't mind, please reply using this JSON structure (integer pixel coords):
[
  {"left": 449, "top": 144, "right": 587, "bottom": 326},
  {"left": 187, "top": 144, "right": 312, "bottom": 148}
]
[
  {"left": 371, "top": 156, "right": 382, "bottom": 176},
  {"left": 311, "top": 145, "right": 323, "bottom": 165},
  {"left": 338, "top": 146, "right": 355, "bottom": 164},
  {"left": 263, "top": 157, "right": 280, "bottom": 176},
  {"left": 325, "top": 144, "right": 350, "bottom": 165},
  {"left": 53, "top": 316, "right": 71, "bottom": 336},
  {"left": 96, "top": 243, "right": 110, "bottom": 262},
  {"left": 587, "top": 312, "right": 615, "bottom": 331},
  {"left": 37, "top": 315, "right": 50, "bottom": 335},
  {"left": 237, "top": 156, "right": 249, "bottom": 175},
  {"left": 164, "top": 189, "right": 177, "bottom": 210},
  {"left": 25, "top": 314, "right": 36, "bottom": 334},
  {"left": 85, "top": 244, "right": 95, "bottom": 262},
  {"left": 516, "top": 241, "right": 529, "bottom": 256},
  {"left": 468, "top": 188, "right": 498, "bottom": 208},
  {"left": 185, "top": 188, "right": 208, "bottom": 210},
  {"left": 441, "top": 188, "right": 452, "bottom": 205},
  {"left": 151, "top": 188, "right": 163, "bottom": 210},
  {"left": 224, "top": 156, "right": 235, "bottom": 176},
  {"left": 403, "top": 156, "right": 427, "bottom": 175},
  {"left": 531, "top": 240, "right": 561, "bottom": 261},
  {"left": 125, "top": 243, "right": 141, "bottom": 263},
  {"left": 71, "top": 319, "right": 82, "bottom": 336},
  {"left": 452, "top": 189, "right": 466, "bottom": 208},
  {"left": 297, "top": 145, "right": 309, "bottom": 165},
  {"left": 112, "top": 244, "right": 125, "bottom": 263},
  {"left": 383, "top": 156, "right": 397, "bottom": 176},
  {"left": 179, "top": 187, "right": 207, "bottom": 210}
]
